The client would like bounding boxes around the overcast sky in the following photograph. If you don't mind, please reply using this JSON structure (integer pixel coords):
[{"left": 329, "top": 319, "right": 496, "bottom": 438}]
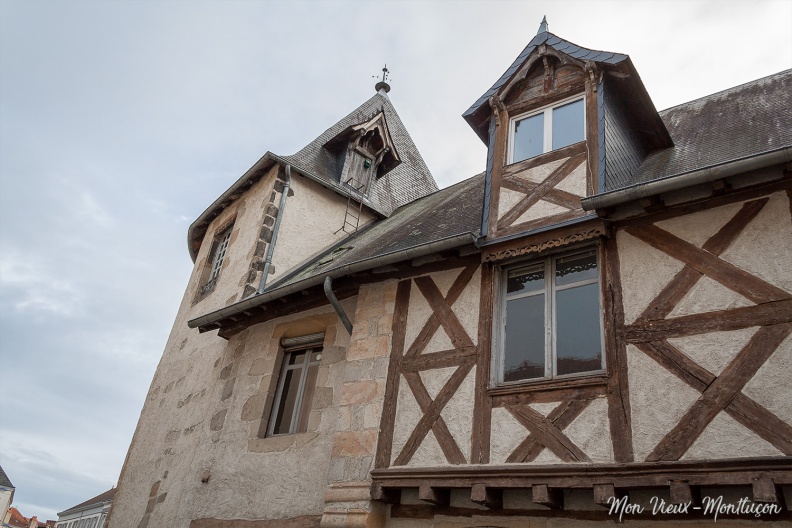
[{"left": 0, "top": 0, "right": 790, "bottom": 521}]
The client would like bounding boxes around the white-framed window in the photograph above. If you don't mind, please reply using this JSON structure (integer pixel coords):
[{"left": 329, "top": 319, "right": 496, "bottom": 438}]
[
  {"left": 508, "top": 96, "right": 585, "bottom": 164},
  {"left": 267, "top": 341, "right": 323, "bottom": 436},
  {"left": 495, "top": 247, "right": 604, "bottom": 384}
]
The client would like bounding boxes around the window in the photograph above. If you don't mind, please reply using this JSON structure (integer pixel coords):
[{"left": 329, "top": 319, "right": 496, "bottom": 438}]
[
  {"left": 267, "top": 342, "right": 322, "bottom": 436},
  {"left": 509, "top": 97, "right": 585, "bottom": 164},
  {"left": 497, "top": 248, "right": 603, "bottom": 384},
  {"left": 196, "top": 222, "right": 233, "bottom": 299},
  {"left": 208, "top": 226, "right": 232, "bottom": 282}
]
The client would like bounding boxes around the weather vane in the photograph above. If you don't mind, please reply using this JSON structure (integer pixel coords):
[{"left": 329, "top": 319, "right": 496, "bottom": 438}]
[{"left": 373, "top": 64, "right": 391, "bottom": 93}]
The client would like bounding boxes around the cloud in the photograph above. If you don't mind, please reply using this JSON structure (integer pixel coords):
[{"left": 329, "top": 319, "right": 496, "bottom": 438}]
[{"left": 0, "top": 252, "right": 84, "bottom": 316}]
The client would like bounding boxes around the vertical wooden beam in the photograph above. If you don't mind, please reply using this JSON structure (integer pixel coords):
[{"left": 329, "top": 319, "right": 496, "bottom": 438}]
[
  {"left": 471, "top": 264, "right": 493, "bottom": 464},
  {"left": 487, "top": 96, "right": 509, "bottom": 238},
  {"left": 374, "top": 279, "right": 411, "bottom": 469},
  {"left": 532, "top": 484, "right": 564, "bottom": 509},
  {"left": 602, "top": 233, "right": 634, "bottom": 462},
  {"left": 418, "top": 485, "right": 450, "bottom": 507},
  {"left": 584, "top": 69, "right": 599, "bottom": 197},
  {"left": 471, "top": 484, "right": 503, "bottom": 509}
]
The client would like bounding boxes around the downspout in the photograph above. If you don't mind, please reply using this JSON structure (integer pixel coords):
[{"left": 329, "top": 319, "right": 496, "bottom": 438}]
[
  {"left": 323, "top": 276, "right": 353, "bottom": 335},
  {"left": 257, "top": 164, "right": 292, "bottom": 294}
]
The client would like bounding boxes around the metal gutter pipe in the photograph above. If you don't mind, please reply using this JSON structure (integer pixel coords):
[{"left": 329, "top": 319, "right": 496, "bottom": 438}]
[
  {"left": 257, "top": 164, "right": 292, "bottom": 294},
  {"left": 323, "top": 276, "right": 353, "bottom": 335},
  {"left": 581, "top": 147, "right": 792, "bottom": 212},
  {"left": 188, "top": 232, "right": 477, "bottom": 330}
]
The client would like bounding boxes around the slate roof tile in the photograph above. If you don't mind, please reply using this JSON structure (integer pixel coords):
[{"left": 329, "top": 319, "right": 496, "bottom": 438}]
[
  {"left": 624, "top": 69, "right": 792, "bottom": 189},
  {"left": 279, "top": 92, "right": 438, "bottom": 216}
]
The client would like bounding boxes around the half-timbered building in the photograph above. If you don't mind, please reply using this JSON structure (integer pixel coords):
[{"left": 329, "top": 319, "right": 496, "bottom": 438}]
[{"left": 108, "top": 20, "right": 792, "bottom": 528}]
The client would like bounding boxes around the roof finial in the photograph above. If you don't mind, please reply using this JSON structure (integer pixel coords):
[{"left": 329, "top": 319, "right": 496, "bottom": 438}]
[
  {"left": 374, "top": 64, "right": 391, "bottom": 94},
  {"left": 537, "top": 15, "right": 548, "bottom": 34}
]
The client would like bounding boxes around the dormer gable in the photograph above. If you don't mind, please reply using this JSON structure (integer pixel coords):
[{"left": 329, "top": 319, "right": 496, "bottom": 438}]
[
  {"left": 322, "top": 111, "right": 401, "bottom": 195},
  {"left": 466, "top": 19, "right": 673, "bottom": 241}
]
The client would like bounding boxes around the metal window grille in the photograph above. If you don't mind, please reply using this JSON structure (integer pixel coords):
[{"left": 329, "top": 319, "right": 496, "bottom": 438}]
[{"left": 209, "top": 228, "right": 232, "bottom": 281}]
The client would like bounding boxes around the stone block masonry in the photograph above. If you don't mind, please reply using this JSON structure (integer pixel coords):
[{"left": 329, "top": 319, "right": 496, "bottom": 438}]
[{"left": 322, "top": 280, "right": 397, "bottom": 528}]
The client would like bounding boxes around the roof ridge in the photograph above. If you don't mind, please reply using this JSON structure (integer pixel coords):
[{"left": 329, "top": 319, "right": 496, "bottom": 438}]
[{"left": 659, "top": 69, "right": 792, "bottom": 114}]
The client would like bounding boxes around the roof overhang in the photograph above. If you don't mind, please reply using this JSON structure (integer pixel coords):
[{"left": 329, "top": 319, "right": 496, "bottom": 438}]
[
  {"left": 187, "top": 232, "right": 477, "bottom": 333},
  {"left": 187, "top": 152, "right": 384, "bottom": 262},
  {"left": 581, "top": 146, "right": 792, "bottom": 212},
  {"left": 461, "top": 31, "right": 670, "bottom": 149}
]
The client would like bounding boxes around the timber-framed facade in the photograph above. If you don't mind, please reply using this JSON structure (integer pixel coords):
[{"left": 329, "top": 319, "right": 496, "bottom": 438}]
[{"left": 109, "top": 20, "right": 791, "bottom": 528}]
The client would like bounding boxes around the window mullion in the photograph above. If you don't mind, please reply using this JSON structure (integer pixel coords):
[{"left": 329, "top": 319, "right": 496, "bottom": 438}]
[
  {"left": 544, "top": 108, "right": 553, "bottom": 153},
  {"left": 545, "top": 256, "right": 553, "bottom": 379}
]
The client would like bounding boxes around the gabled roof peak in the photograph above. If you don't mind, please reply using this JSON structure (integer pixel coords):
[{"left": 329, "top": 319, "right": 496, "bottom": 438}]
[{"left": 462, "top": 30, "right": 629, "bottom": 142}]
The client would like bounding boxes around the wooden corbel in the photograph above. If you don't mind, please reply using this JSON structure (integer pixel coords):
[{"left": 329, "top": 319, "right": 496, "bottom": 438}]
[
  {"left": 593, "top": 483, "right": 625, "bottom": 508},
  {"left": 418, "top": 485, "right": 450, "bottom": 507},
  {"left": 669, "top": 481, "right": 701, "bottom": 507},
  {"left": 471, "top": 484, "right": 503, "bottom": 509},
  {"left": 532, "top": 484, "right": 564, "bottom": 509},
  {"left": 584, "top": 61, "right": 601, "bottom": 92},
  {"left": 488, "top": 95, "right": 507, "bottom": 127}
]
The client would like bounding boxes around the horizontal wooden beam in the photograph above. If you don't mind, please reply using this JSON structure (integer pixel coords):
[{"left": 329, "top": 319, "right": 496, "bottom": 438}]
[{"left": 371, "top": 457, "right": 792, "bottom": 491}]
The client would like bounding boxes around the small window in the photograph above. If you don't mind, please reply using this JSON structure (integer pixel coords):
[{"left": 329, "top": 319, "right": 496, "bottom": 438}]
[
  {"left": 208, "top": 226, "right": 232, "bottom": 282},
  {"left": 497, "top": 248, "right": 603, "bottom": 384},
  {"left": 267, "top": 344, "right": 322, "bottom": 436},
  {"left": 195, "top": 223, "right": 234, "bottom": 300},
  {"left": 509, "top": 97, "right": 585, "bottom": 164}
]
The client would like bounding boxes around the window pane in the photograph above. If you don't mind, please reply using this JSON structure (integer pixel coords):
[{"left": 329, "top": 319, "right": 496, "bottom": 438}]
[
  {"left": 296, "top": 364, "right": 319, "bottom": 432},
  {"left": 287, "top": 350, "right": 306, "bottom": 365},
  {"left": 507, "top": 264, "right": 544, "bottom": 295},
  {"left": 272, "top": 369, "right": 301, "bottom": 434},
  {"left": 556, "top": 282, "right": 602, "bottom": 375},
  {"left": 504, "top": 294, "right": 545, "bottom": 381},
  {"left": 556, "top": 251, "right": 597, "bottom": 286},
  {"left": 552, "top": 99, "right": 584, "bottom": 150},
  {"left": 513, "top": 113, "right": 544, "bottom": 163}
]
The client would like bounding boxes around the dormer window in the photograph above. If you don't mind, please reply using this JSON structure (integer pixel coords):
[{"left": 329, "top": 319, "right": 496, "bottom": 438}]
[
  {"left": 509, "top": 96, "right": 585, "bottom": 164},
  {"left": 323, "top": 112, "right": 401, "bottom": 197}
]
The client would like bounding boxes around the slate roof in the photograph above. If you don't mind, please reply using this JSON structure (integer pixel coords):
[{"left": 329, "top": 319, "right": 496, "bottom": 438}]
[
  {"left": 280, "top": 92, "right": 438, "bottom": 216},
  {"left": 626, "top": 69, "right": 792, "bottom": 188},
  {"left": 0, "top": 464, "right": 13, "bottom": 488},
  {"left": 267, "top": 173, "right": 484, "bottom": 291},
  {"left": 58, "top": 488, "right": 116, "bottom": 516}
]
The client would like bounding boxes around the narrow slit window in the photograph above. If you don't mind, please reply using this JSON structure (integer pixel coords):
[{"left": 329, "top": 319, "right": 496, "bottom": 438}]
[{"left": 209, "top": 227, "right": 232, "bottom": 281}]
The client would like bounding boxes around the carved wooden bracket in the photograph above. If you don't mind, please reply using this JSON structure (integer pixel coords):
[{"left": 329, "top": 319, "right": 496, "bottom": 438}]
[{"left": 483, "top": 226, "right": 607, "bottom": 263}]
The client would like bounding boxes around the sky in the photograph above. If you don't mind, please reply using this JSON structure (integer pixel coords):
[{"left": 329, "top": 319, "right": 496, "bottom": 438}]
[{"left": 0, "top": 0, "right": 790, "bottom": 521}]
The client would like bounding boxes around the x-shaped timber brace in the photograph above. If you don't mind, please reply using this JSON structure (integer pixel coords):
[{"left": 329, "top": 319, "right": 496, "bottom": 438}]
[
  {"left": 623, "top": 197, "right": 792, "bottom": 460},
  {"left": 372, "top": 193, "right": 792, "bottom": 510}
]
